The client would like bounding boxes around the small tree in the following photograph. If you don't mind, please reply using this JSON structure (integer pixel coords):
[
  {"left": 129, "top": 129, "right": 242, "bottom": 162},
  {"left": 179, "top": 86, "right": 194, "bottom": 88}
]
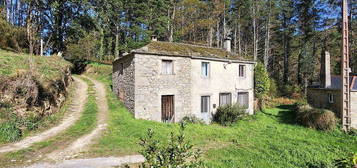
[
  {"left": 139, "top": 123, "right": 205, "bottom": 168},
  {"left": 254, "top": 62, "right": 270, "bottom": 109}
]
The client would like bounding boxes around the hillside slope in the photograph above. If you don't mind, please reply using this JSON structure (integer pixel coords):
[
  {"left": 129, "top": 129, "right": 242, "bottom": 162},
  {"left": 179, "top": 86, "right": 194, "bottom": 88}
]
[{"left": 0, "top": 50, "right": 73, "bottom": 143}]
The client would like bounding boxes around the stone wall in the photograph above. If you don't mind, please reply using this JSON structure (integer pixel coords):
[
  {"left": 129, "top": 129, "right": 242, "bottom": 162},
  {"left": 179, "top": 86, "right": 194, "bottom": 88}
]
[
  {"left": 134, "top": 54, "right": 192, "bottom": 122},
  {"left": 307, "top": 88, "right": 357, "bottom": 129},
  {"left": 112, "top": 55, "right": 135, "bottom": 113},
  {"left": 350, "top": 91, "right": 357, "bottom": 129},
  {"left": 307, "top": 88, "right": 342, "bottom": 117}
]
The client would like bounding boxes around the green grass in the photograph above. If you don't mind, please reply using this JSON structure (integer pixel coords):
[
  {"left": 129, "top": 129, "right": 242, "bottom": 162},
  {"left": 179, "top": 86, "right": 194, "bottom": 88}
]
[
  {"left": 0, "top": 49, "right": 72, "bottom": 82},
  {"left": 85, "top": 63, "right": 357, "bottom": 168},
  {"left": 0, "top": 76, "right": 98, "bottom": 167}
]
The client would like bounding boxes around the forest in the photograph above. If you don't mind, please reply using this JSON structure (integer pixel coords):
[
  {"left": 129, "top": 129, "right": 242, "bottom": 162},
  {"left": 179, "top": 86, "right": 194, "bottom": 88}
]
[{"left": 0, "top": 0, "right": 357, "bottom": 94}]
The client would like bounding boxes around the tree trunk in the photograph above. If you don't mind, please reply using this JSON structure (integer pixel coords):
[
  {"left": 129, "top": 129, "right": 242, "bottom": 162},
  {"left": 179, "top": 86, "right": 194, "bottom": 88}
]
[
  {"left": 252, "top": 3, "right": 258, "bottom": 61},
  {"left": 209, "top": 26, "right": 213, "bottom": 47},
  {"left": 216, "top": 19, "right": 220, "bottom": 47},
  {"left": 115, "top": 26, "right": 120, "bottom": 58},
  {"left": 169, "top": 3, "right": 175, "bottom": 42},
  {"left": 264, "top": 0, "right": 272, "bottom": 70},
  {"left": 26, "top": 3, "right": 34, "bottom": 55},
  {"left": 282, "top": 12, "right": 290, "bottom": 84},
  {"left": 238, "top": 12, "right": 242, "bottom": 55},
  {"left": 99, "top": 27, "right": 105, "bottom": 60}
]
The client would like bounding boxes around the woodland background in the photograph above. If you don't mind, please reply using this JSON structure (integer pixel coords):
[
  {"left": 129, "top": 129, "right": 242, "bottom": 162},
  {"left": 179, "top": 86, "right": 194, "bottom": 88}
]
[{"left": 0, "top": 0, "right": 357, "bottom": 95}]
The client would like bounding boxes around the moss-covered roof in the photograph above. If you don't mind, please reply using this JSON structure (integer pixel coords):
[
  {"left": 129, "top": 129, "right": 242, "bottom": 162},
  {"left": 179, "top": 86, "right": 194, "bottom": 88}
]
[{"left": 133, "top": 41, "right": 252, "bottom": 61}]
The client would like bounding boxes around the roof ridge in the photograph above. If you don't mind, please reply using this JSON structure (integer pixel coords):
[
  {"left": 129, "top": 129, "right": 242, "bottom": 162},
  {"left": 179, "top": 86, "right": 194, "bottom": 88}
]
[{"left": 153, "top": 41, "right": 228, "bottom": 51}]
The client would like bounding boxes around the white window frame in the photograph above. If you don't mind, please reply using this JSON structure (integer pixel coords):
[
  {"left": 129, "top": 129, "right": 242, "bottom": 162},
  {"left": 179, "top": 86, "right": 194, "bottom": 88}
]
[
  {"left": 201, "top": 62, "right": 210, "bottom": 78},
  {"left": 328, "top": 93, "right": 334, "bottom": 103},
  {"left": 201, "top": 96, "right": 210, "bottom": 113},
  {"left": 238, "top": 64, "right": 246, "bottom": 78},
  {"left": 237, "top": 92, "right": 249, "bottom": 109},
  {"left": 162, "top": 60, "right": 174, "bottom": 75},
  {"left": 219, "top": 93, "right": 232, "bottom": 106}
]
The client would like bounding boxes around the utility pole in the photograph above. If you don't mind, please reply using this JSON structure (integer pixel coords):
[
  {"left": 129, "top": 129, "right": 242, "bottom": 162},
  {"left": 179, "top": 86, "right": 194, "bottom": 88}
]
[
  {"left": 40, "top": 39, "right": 43, "bottom": 56},
  {"left": 342, "top": 0, "right": 351, "bottom": 131}
]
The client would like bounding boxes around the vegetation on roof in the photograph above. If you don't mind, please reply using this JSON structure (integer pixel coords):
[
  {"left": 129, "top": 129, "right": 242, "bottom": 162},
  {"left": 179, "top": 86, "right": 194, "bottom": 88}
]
[{"left": 138, "top": 41, "right": 250, "bottom": 61}]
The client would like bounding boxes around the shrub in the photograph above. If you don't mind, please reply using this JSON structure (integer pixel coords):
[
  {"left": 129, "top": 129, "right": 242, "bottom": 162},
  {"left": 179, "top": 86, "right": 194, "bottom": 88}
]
[
  {"left": 0, "top": 121, "right": 22, "bottom": 143},
  {"left": 295, "top": 103, "right": 337, "bottom": 131},
  {"left": 268, "top": 79, "right": 278, "bottom": 98},
  {"left": 139, "top": 123, "right": 205, "bottom": 168},
  {"left": 254, "top": 62, "right": 271, "bottom": 99},
  {"left": 333, "top": 153, "right": 357, "bottom": 168},
  {"left": 281, "top": 84, "right": 302, "bottom": 98},
  {"left": 213, "top": 104, "right": 247, "bottom": 126},
  {"left": 181, "top": 115, "right": 205, "bottom": 124}
]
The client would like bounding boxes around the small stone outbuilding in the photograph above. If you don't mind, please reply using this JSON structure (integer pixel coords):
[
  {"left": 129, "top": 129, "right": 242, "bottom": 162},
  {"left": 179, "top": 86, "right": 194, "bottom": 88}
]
[
  {"left": 307, "top": 51, "right": 357, "bottom": 129},
  {"left": 113, "top": 40, "right": 255, "bottom": 123}
]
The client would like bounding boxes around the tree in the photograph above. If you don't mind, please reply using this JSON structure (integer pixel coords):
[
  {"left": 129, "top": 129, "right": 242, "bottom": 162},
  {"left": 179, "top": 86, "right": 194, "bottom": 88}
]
[{"left": 254, "top": 62, "right": 270, "bottom": 99}]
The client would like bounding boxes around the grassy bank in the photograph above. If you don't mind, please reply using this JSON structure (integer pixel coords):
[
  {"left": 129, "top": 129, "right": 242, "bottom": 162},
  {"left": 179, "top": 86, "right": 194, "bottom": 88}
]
[
  {"left": 0, "top": 76, "right": 98, "bottom": 168},
  {"left": 0, "top": 49, "right": 71, "bottom": 81},
  {"left": 0, "top": 50, "right": 73, "bottom": 144},
  {"left": 85, "top": 63, "right": 357, "bottom": 167}
]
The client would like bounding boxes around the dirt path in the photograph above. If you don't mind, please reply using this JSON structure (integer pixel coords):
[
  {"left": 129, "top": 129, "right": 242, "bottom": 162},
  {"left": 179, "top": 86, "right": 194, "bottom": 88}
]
[
  {"left": 46, "top": 76, "right": 109, "bottom": 161},
  {"left": 0, "top": 76, "right": 88, "bottom": 154},
  {"left": 24, "top": 155, "right": 145, "bottom": 168}
]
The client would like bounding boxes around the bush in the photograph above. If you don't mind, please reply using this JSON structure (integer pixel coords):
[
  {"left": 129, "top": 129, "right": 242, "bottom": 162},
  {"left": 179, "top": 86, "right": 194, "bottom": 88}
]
[
  {"left": 295, "top": 103, "right": 337, "bottom": 131},
  {"left": 139, "top": 123, "right": 205, "bottom": 168},
  {"left": 213, "top": 104, "right": 247, "bottom": 126},
  {"left": 0, "top": 121, "right": 22, "bottom": 143},
  {"left": 268, "top": 79, "right": 278, "bottom": 98},
  {"left": 181, "top": 115, "right": 205, "bottom": 124},
  {"left": 281, "top": 84, "right": 302, "bottom": 98},
  {"left": 254, "top": 62, "right": 271, "bottom": 99}
]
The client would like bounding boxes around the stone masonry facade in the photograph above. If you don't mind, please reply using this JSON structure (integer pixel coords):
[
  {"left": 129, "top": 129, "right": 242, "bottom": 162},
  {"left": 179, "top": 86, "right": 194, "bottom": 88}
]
[
  {"left": 307, "top": 88, "right": 357, "bottom": 129},
  {"left": 134, "top": 54, "right": 192, "bottom": 122},
  {"left": 113, "top": 55, "right": 135, "bottom": 113}
]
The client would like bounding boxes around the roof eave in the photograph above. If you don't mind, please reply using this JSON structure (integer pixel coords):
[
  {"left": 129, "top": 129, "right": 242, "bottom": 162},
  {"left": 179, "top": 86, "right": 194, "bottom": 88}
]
[{"left": 131, "top": 51, "right": 256, "bottom": 64}]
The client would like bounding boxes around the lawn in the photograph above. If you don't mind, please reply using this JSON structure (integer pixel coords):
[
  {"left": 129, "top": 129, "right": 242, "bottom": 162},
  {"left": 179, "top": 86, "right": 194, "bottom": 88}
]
[{"left": 85, "top": 63, "right": 357, "bottom": 168}]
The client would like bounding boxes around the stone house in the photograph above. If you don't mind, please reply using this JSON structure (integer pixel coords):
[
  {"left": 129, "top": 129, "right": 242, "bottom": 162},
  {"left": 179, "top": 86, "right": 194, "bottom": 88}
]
[
  {"left": 112, "top": 38, "right": 255, "bottom": 123},
  {"left": 307, "top": 51, "right": 357, "bottom": 129}
]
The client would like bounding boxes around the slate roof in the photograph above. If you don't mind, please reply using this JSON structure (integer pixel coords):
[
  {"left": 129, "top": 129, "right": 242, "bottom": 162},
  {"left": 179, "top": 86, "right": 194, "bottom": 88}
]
[
  {"left": 315, "top": 75, "right": 357, "bottom": 91},
  {"left": 131, "top": 41, "right": 253, "bottom": 62}
]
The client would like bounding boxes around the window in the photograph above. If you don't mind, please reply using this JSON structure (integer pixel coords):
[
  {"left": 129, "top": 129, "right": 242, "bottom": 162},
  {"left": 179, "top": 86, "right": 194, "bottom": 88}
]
[
  {"left": 237, "top": 92, "right": 249, "bottom": 109},
  {"left": 328, "top": 93, "right": 334, "bottom": 103},
  {"left": 239, "top": 65, "right": 246, "bottom": 77},
  {"left": 119, "top": 63, "right": 124, "bottom": 75},
  {"left": 201, "top": 62, "right": 210, "bottom": 77},
  {"left": 201, "top": 96, "right": 210, "bottom": 113},
  {"left": 162, "top": 60, "right": 173, "bottom": 75},
  {"left": 219, "top": 93, "right": 232, "bottom": 106}
]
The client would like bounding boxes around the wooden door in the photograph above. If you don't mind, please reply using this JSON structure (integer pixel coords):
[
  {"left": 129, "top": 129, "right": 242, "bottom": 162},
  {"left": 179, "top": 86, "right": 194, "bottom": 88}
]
[{"left": 162, "top": 95, "right": 175, "bottom": 122}]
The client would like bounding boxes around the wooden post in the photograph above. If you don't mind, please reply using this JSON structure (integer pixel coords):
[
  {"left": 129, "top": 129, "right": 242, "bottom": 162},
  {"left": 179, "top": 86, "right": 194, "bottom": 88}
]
[
  {"left": 342, "top": 0, "right": 351, "bottom": 131},
  {"left": 40, "top": 39, "right": 43, "bottom": 56}
]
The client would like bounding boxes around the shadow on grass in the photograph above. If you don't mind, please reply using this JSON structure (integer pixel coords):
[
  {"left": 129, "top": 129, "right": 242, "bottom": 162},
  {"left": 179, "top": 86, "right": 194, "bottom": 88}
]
[{"left": 261, "top": 104, "right": 297, "bottom": 125}]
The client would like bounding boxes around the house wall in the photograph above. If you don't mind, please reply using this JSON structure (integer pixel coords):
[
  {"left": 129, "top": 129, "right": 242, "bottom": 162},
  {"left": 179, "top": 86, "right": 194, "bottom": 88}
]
[
  {"left": 112, "top": 55, "right": 135, "bottom": 114},
  {"left": 351, "top": 92, "right": 357, "bottom": 129},
  {"left": 190, "top": 59, "right": 255, "bottom": 121},
  {"left": 306, "top": 88, "right": 342, "bottom": 117},
  {"left": 307, "top": 89, "right": 357, "bottom": 129},
  {"left": 134, "top": 54, "right": 192, "bottom": 122}
]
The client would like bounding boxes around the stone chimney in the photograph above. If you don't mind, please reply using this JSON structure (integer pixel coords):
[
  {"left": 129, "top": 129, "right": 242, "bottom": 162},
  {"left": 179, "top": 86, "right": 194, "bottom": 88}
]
[
  {"left": 320, "top": 51, "right": 331, "bottom": 88},
  {"left": 151, "top": 35, "right": 157, "bottom": 42},
  {"left": 223, "top": 37, "right": 231, "bottom": 52}
]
